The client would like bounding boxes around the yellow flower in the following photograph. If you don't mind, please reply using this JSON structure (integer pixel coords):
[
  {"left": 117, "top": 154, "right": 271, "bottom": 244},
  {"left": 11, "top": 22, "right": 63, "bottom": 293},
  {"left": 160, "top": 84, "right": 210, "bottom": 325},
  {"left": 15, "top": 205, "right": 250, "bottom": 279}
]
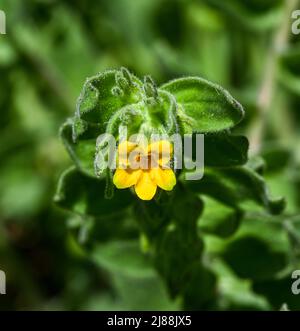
[{"left": 113, "top": 140, "right": 176, "bottom": 200}]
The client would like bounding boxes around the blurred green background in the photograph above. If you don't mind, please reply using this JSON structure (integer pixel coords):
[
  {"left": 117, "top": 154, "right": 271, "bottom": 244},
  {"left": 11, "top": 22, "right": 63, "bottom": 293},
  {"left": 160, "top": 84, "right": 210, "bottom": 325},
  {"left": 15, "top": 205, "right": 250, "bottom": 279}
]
[{"left": 0, "top": 0, "right": 300, "bottom": 310}]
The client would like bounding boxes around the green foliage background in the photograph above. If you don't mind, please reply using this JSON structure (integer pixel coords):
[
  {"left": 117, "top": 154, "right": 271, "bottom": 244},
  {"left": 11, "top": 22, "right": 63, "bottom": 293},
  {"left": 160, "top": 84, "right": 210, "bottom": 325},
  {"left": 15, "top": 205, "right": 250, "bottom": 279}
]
[{"left": 0, "top": 0, "right": 300, "bottom": 310}]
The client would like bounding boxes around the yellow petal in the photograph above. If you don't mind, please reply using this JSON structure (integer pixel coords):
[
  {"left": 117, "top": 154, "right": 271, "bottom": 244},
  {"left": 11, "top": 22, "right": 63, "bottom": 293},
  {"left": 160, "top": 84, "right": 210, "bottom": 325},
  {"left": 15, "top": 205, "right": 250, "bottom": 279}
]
[
  {"left": 118, "top": 141, "right": 138, "bottom": 154},
  {"left": 135, "top": 171, "right": 157, "bottom": 200},
  {"left": 148, "top": 140, "right": 173, "bottom": 154},
  {"left": 151, "top": 168, "right": 176, "bottom": 191},
  {"left": 113, "top": 169, "right": 141, "bottom": 189},
  {"left": 117, "top": 141, "right": 138, "bottom": 168},
  {"left": 148, "top": 140, "right": 173, "bottom": 167}
]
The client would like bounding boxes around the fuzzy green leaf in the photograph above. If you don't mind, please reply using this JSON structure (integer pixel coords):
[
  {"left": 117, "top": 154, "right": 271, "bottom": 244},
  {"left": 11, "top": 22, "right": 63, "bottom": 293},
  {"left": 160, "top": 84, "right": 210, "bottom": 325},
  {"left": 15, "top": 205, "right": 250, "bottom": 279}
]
[
  {"left": 60, "top": 120, "right": 99, "bottom": 178},
  {"left": 204, "top": 133, "right": 249, "bottom": 167},
  {"left": 161, "top": 77, "right": 244, "bottom": 133},
  {"left": 151, "top": 186, "right": 204, "bottom": 297},
  {"left": 186, "top": 166, "right": 285, "bottom": 214},
  {"left": 77, "top": 69, "right": 142, "bottom": 128},
  {"left": 199, "top": 197, "right": 242, "bottom": 238},
  {"left": 54, "top": 167, "right": 132, "bottom": 217}
]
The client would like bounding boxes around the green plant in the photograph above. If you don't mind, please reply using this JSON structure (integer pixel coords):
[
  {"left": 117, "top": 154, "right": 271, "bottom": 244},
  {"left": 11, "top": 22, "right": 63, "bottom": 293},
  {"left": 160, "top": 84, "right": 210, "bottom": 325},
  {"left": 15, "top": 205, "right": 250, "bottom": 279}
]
[
  {"left": 1, "top": 0, "right": 299, "bottom": 311},
  {"left": 54, "top": 67, "right": 294, "bottom": 310}
]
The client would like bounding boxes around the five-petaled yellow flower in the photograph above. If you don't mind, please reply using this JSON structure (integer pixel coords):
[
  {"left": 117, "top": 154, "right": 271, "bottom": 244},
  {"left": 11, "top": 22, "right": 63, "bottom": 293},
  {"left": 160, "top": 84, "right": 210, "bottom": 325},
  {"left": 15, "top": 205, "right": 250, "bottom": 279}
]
[{"left": 113, "top": 140, "right": 176, "bottom": 200}]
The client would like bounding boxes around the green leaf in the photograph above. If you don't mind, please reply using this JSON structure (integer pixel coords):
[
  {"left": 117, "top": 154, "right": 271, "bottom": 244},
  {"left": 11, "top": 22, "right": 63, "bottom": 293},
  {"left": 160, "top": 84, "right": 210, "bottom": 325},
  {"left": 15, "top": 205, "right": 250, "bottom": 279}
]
[
  {"left": 261, "top": 145, "right": 291, "bottom": 173},
  {"left": 110, "top": 272, "right": 179, "bottom": 310},
  {"left": 144, "top": 90, "right": 178, "bottom": 136},
  {"left": 199, "top": 197, "right": 242, "bottom": 238},
  {"left": 222, "top": 236, "right": 287, "bottom": 281},
  {"left": 220, "top": 214, "right": 291, "bottom": 281},
  {"left": 54, "top": 167, "right": 132, "bottom": 217},
  {"left": 134, "top": 185, "right": 203, "bottom": 240},
  {"left": 77, "top": 69, "right": 142, "bottom": 127},
  {"left": 150, "top": 186, "right": 204, "bottom": 297},
  {"left": 183, "top": 263, "right": 217, "bottom": 310},
  {"left": 92, "top": 240, "right": 154, "bottom": 278},
  {"left": 209, "top": 258, "right": 270, "bottom": 310},
  {"left": 253, "top": 276, "right": 300, "bottom": 310},
  {"left": 246, "top": 156, "right": 266, "bottom": 175},
  {"left": 134, "top": 186, "right": 204, "bottom": 298},
  {"left": 133, "top": 197, "right": 171, "bottom": 240},
  {"left": 154, "top": 228, "right": 203, "bottom": 298},
  {"left": 60, "top": 120, "right": 99, "bottom": 178},
  {"left": 204, "top": 133, "right": 249, "bottom": 167},
  {"left": 104, "top": 103, "right": 144, "bottom": 137},
  {"left": 67, "top": 209, "right": 139, "bottom": 247},
  {"left": 92, "top": 239, "right": 179, "bottom": 310},
  {"left": 161, "top": 76, "right": 244, "bottom": 133},
  {"left": 186, "top": 166, "right": 285, "bottom": 215}
]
